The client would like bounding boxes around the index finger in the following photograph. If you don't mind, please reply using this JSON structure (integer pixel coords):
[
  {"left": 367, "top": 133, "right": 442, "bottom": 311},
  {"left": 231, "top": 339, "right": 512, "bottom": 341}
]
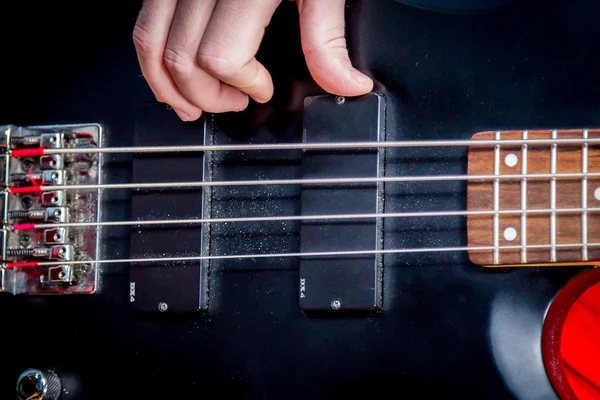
[
  {"left": 196, "top": 0, "right": 282, "bottom": 103},
  {"left": 133, "top": 0, "right": 203, "bottom": 120}
]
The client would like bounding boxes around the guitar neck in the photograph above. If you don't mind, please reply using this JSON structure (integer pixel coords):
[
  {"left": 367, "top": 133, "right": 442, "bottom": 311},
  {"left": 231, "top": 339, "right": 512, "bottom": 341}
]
[{"left": 467, "top": 129, "right": 600, "bottom": 267}]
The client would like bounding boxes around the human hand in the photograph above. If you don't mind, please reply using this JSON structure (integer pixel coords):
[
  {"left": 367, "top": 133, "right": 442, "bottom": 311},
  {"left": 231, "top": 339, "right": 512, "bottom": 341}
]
[{"left": 133, "top": 0, "right": 374, "bottom": 121}]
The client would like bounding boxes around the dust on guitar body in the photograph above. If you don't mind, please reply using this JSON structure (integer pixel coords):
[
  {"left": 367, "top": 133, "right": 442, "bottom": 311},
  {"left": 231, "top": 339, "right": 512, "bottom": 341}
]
[{"left": 0, "top": 123, "right": 103, "bottom": 295}]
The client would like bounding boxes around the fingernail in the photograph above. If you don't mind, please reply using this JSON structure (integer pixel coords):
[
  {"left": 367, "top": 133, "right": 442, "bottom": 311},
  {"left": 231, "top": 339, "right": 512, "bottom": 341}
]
[
  {"left": 251, "top": 95, "right": 268, "bottom": 104},
  {"left": 350, "top": 69, "right": 371, "bottom": 84},
  {"left": 174, "top": 108, "right": 191, "bottom": 121}
]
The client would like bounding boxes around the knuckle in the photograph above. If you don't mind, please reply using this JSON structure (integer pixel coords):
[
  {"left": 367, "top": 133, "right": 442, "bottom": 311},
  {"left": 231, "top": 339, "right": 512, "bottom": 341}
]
[
  {"left": 236, "top": 63, "right": 261, "bottom": 91},
  {"left": 303, "top": 26, "right": 347, "bottom": 54},
  {"left": 197, "top": 52, "right": 240, "bottom": 79},
  {"left": 132, "top": 23, "right": 159, "bottom": 56},
  {"left": 163, "top": 48, "right": 194, "bottom": 77}
]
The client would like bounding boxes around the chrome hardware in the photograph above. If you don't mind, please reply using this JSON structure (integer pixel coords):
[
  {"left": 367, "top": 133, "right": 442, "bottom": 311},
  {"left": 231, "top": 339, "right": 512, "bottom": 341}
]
[
  {"left": 0, "top": 268, "right": 5, "bottom": 293},
  {"left": 0, "top": 127, "right": 8, "bottom": 152},
  {"left": 8, "top": 132, "right": 63, "bottom": 149},
  {"left": 10, "top": 135, "right": 44, "bottom": 148},
  {"left": 40, "top": 133, "right": 63, "bottom": 148},
  {"left": 44, "top": 228, "right": 67, "bottom": 244},
  {"left": 46, "top": 265, "right": 73, "bottom": 284},
  {"left": 44, "top": 207, "right": 68, "bottom": 223},
  {"left": 7, "top": 207, "right": 67, "bottom": 222},
  {"left": 5, "top": 245, "right": 72, "bottom": 260},
  {"left": 1, "top": 123, "right": 103, "bottom": 295},
  {"left": 9, "top": 170, "right": 64, "bottom": 185},
  {"left": 40, "top": 155, "right": 64, "bottom": 170},
  {"left": 0, "top": 155, "right": 6, "bottom": 184},
  {"left": 8, "top": 209, "right": 45, "bottom": 220},
  {"left": 50, "top": 245, "right": 72, "bottom": 261},
  {"left": 42, "top": 170, "right": 64, "bottom": 185},
  {"left": 9, "top": 172, "right": 36, "bottom": 185},
  {"left": 41, "top": 191, "right": 64, "bottom": 207},
  {"left": 6, "top": 247, "right": 51, "bottom": 257},
  {"left": 8, "top": 207, "right": 68, "bottom": 222},
  {"left": 16, "top": 368, "right": 62, "bottom": 400}
]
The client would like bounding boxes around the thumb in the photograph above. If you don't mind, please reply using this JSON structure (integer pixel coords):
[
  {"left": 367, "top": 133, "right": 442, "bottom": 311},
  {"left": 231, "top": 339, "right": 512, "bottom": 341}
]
[{"left": 297, "top": 0, "right": 373, "bottom": 96}]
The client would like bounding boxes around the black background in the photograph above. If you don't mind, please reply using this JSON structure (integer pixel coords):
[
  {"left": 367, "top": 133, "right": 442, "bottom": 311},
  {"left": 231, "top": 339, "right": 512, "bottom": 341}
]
[{"left": 1, "top": 0, "right": 599, "bottom": 399}]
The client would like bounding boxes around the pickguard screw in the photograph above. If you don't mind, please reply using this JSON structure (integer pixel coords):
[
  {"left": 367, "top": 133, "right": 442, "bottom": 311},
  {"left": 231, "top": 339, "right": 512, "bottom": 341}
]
[
  {"left": 331, "top": 298, "right": 341, "bottom": 310},
  {"left": 166, "top": 105, "right": 173, "bottom": 111},
  {"left": 158, "top": 302, "right": 168, "bottom": 312},
  {"left": 335, "top": 96, "right": 345, "bottom": 105}
]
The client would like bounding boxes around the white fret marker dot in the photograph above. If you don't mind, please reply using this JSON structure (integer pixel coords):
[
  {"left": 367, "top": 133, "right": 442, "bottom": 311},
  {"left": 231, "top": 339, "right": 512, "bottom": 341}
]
[
  {"left": 595, "top": 187, "right": 600, "bottom": 201},
  {"left": 504, "top": 153, "right": 518, "bottom": 167},
  {"left": 504, "top": 227, "right": 518, "bottom": 242}
]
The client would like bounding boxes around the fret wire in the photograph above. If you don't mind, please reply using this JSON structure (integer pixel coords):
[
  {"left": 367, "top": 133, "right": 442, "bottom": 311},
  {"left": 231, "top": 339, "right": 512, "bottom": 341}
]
[
  {"left": 582, "top": 129, "right": 589, "bottom": 261},
  {"left": 550, "top": 130, "right": 558, "bottom": 262},
  {"left": 521, "top": 130, "right": 528, "bottom": 263},
  {"left": 19, "top": 241, "right": 600, "bottom": 267},
  {"left": 493, "top": 131, "right": 501, "bottom": 264}
]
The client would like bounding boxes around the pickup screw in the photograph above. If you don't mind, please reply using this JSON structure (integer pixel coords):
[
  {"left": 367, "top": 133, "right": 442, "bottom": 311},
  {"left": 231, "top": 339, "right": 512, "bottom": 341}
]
[
  {"left": 335, "top": 96, "right": 345, "bottom": 105},
  {"left": 331, "top": 298, "right": 342, "bottom": 310},
  {"left": 166, "top": 105, "right": 173, "bottom": 111},
  {"left": 158, "top": 302, "right": 168, "bottom": 312}
]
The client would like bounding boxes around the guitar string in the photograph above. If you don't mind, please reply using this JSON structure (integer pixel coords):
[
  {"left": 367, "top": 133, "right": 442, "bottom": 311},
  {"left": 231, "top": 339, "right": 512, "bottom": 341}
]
[
  {"left": 6, "top": 136, "right": 599, "bottom": 264},
  {"left": 12, "top": 207, "right": 600, "bottom": 230},
  {"left": 12, "top": 136, "right": 600, "bottom": 156},
  {"left": 8, "top": 171, "right": 600, "bottom": 193},
  {"left": 13, "top": 242, "right": 600, "bottom": 268}
]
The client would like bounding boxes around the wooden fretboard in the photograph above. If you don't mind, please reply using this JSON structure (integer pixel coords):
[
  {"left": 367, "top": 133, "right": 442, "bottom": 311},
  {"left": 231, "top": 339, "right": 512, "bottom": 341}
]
[{"left": 467, "top": 129, "right": 600, "bottom": 266}]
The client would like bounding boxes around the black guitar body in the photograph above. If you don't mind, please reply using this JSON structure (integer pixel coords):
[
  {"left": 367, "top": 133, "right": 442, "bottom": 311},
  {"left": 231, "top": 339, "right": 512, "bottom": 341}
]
[{"left": 2, "top": 1, "right": 599, "bottom": 399}]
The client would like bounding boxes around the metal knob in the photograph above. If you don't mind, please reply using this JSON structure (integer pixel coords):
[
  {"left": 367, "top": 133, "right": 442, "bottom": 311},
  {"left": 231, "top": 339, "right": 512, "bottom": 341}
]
[{"left": 16, "top": 369, "right": 62, "bottom": 400}]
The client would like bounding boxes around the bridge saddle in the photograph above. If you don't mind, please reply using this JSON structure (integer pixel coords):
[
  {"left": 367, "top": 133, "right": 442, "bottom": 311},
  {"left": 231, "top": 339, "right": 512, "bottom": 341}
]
[{"left": 0, "top": 123, "right": 103, "bottom": 295}]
